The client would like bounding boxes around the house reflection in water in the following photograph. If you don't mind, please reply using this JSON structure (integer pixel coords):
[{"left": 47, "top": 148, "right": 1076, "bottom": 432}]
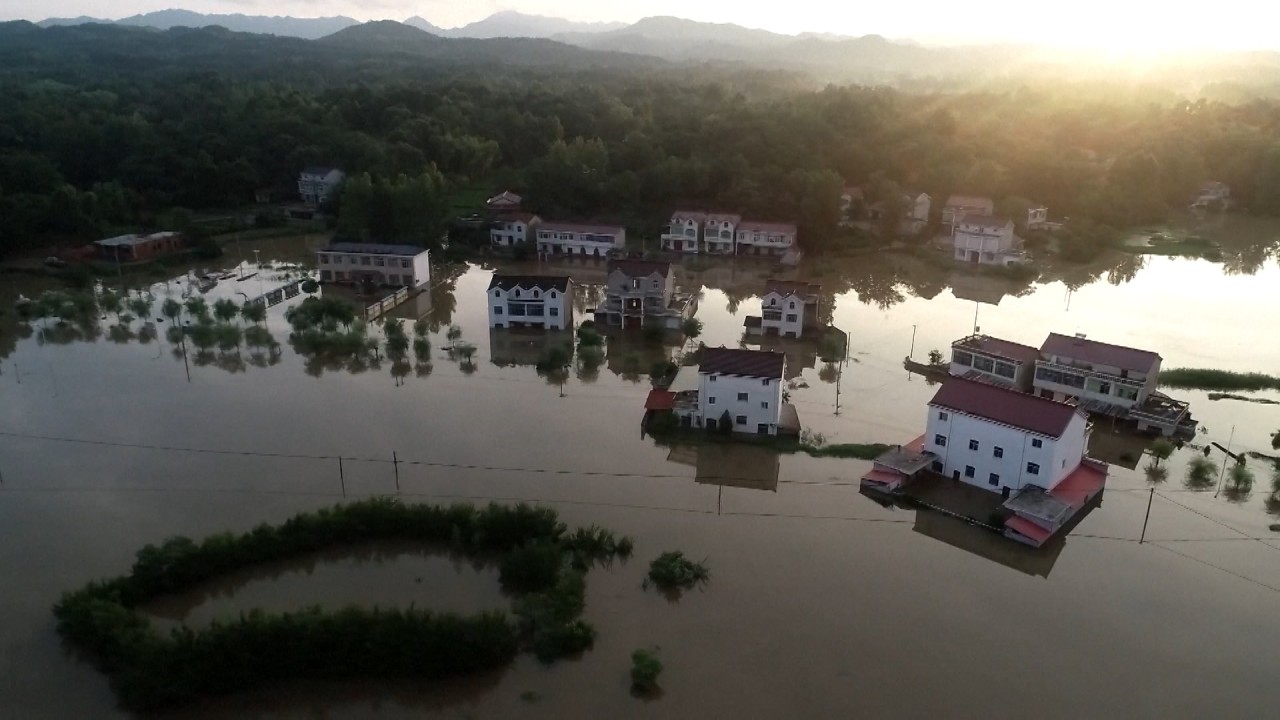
[
  {"left": 488, "top": 327, "right": 574, "bottom": 367},
  {"left": 858, "top": 487, "right": 1103, "bottom": 578},
  {"left": 664, "top": 442, "right": 781, "bottom": 492}
]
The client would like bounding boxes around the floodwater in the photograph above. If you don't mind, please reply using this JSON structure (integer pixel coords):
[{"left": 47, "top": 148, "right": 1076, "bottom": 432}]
[{"left": 2, "top": 220, "right": 1280, "bottom": 718}]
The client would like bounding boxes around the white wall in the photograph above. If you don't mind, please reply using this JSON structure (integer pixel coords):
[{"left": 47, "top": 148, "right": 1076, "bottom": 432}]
[
  {"left": 925, "top": 405, "right": 1070, "bottom": 493},
  {"left": 760, "top": 292, "right": 805, "bottom": 338},
  {"left": 488, "top": 284, "right": 571, "bottom": 330},
  {"left": 698, "top": 372, "right": 783, "bottom": 434},
  {"left": 1047, "top": 413, "right": 1089, "bottom": 489}
]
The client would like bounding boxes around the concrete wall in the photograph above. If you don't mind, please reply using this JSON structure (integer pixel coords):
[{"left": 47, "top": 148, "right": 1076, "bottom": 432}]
[
  {"left": 699, "top": 372, "right": 783, "bottom": 434},
  {"left": 760, "top": 292, "right": 806, "bottom": 338},
  {"left": 488, "top": 283, "right": 572, "bottom": 330},
  {"left": 925, "top": 406, "right": 1077, "bottom": 493}
]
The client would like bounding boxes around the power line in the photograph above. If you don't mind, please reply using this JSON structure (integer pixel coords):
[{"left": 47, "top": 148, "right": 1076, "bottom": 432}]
[{"left": 1148, "top": 542, "right": 1280, "bottom": 596}]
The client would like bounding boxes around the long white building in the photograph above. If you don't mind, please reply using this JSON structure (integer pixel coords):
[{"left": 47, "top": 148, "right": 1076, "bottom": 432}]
[
  {"left": 535, "top": 221, "right": 626, "bottom": 257},
  {"left": 735, "top": 221, "right": 797, "bottom": 257},
  {"left": 316, "top": 243, "right": 430, "bottom": 289},
  {"left": 487, "top": 274, "right": 573, "bottom": 330}
]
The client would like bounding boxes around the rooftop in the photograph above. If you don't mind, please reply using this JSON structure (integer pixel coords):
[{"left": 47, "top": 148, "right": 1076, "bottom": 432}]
[
  {"left": 486, "top": 190, "right": 522, "bottom": 206},
  {"left": 645, "top": 389, "right": 675, "bottom": 411},
  {"left": 321, "top": 242, "right": 427, "bottom": 257},
  {"left": 670, "top": 210, "right": 708, "bottom": 222},
  {"left": 699, "top": 347, "right": 786, "bottom": 380},
  {"left": 871, "top": 434, "right": 935, "bottom": 475},
  {"left": 609, "top": 259, "right": 671, "bottom": 278},
  {"left": 488, "top": 274, "right": 571, "bottom": 293},
  {"left": 704, "top": 212, "right": 742, "bottom": 224},
  {"left": 945, "top": 194, "right": 994, "bottom": 209},
  {"left": 929, "top": 376, "right": 1083, "bottom": 438},
  {"left": 952, "top": 334, "right": 1040, "bottom": 365},
  {"left": 764, "top": 279, "right": 821, "bottom": 298},
  {"left": 1003, "top": 485, "right": 1074, "bottom": 527},
  {"left": 1040, "top": 332, "right": 1161, "bottom": 374},
  {"left": 540, "top": 221, "right": 624, "bottom": 234},
  {"left": 738, "top": 221, "right": 798, "bottom": 234},
  {"left": 301, "top": 165, "right": 338, "bottom": 176},
  {"left": 95, "top": 234, "right": 145, "bottom": 247},
  {"left": 494, "top": 212, "right": 539, "bottom": 224},
  {"left": 957, "top": 215, "right": 1013, "bottom": 230}
]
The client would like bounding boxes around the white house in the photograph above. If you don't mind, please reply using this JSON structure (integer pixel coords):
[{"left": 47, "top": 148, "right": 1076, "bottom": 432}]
[
  {"left": 904, "top": 192, "right": 932, "bottom": 233},
  {"left": 594, "top": 259, "right": 697, "bottom": 330},
  {"left": 953, "top": 216, "right": 1024, "bottom": 265},
  {"left": 487, "top": 274, "right": 572, "bottom": 330},
  {"left": 1191, "top": 181, "right": 1230, "bottom": 209},
  {"left": 1027, "top": 205, "right": 1049, "bottom": 230},
  {"left": 747, "top": 280, "right": 820, "bottom": 338},
  {"left": 735, "top": 221, "right": 797, "bottom": 257},
  {"left": 1033, "top": 333, "right": 1160, "bottom": 409},
  {"left": 925, "top": 377, "right": 1093, "bottom": 496},
  {"left": 489, "top": 213, "right": 541, "bottom": 247},
  {"left": 684, "top": 348, "right": 786, "bottom": 435},
  {"left": 536, "top": 221, "right": 626, "bottom": 257},
  {"left": 942, "top": 194, "right": 994, "bottom": 227},
  {"left": 949, "top": 334, "right": 1040, "bottom": 391},
  {"left": 703, "top": 212, "right": 741, "bottom": 254},
  {"left": 316, "top": 243, "right": 430, "bottom": 289},
  {"left": 661, "top": 211, "right": 706, "bottom": 253},
  {"left": 298, "top": 166, "right": 345, "bottom": 206}
]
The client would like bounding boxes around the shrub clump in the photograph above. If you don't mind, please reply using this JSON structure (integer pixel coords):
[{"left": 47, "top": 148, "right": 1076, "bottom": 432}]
[
  {"left": 645, "top": 551, "right": 709, "bottom": 593},
  {"left": 630, "top": 648, "right": 663, "bottom": 694}
]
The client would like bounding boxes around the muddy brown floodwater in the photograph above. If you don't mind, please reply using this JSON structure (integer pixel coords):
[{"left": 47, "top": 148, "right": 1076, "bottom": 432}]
[{"left": 2, "top": 224, "right": 1279, "bottom": 718}]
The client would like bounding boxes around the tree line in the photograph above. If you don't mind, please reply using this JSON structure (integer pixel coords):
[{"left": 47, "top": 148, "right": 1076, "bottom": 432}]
[{"left": 6, "top": 23, "right": 1280, "bottom": 258}]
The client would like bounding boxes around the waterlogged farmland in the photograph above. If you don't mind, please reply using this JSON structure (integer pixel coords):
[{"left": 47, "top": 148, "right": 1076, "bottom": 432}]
[{"left": 2, "top": 230, "right": 1280, "bottom": 718}]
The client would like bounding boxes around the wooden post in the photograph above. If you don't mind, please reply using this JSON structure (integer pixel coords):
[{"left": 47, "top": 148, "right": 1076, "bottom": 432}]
[
  {"left": 393, "top": 451, "right": 400, "bottom": 493},
  {"left": 339, "top": 456, "right": 346, "bottom": 497},
  {"left": 1139, "top": 487, "right": 1154, "bottom": 544}
]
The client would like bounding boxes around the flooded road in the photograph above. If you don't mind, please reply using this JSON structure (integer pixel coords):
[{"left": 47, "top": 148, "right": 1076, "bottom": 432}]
[{"left": 2, "top": 227, "right": 1279, "bottom": 718}]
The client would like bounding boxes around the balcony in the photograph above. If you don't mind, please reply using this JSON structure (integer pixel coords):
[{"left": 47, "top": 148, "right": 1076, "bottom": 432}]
[
  {"left": 1036, "top": 359, "right": 1144, "bottom": 389},
  {"left": 762, "top": 310, "right": 783, "bottom": 321}
]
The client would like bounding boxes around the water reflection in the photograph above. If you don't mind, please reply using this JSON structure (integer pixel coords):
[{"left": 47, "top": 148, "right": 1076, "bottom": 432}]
[{"left": 663, "top": 442, "right": 781, "bottom": 492}]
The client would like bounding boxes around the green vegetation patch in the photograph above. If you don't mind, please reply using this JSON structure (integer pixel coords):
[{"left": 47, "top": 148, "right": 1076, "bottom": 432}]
[
  {"left": 1159, "top": 368, "right": 1280, "bottom": 392},
  {"left": 645, "top": 551, "right": 709, "bottom": 593},
  {"left": 630, "top": 648, "right": 663, "bottom": 695},
  {"left": 53, "top": 499, "right": 633, "bottom": 711}
]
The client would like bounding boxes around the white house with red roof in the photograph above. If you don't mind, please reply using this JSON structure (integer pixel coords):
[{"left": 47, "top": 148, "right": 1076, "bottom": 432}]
[
  {"left": 702, "top": 212, "right": 741, "bottom": 254},
  {"left": 661, "top": 211, "right": 706, "bottom": 253},
  {"left": 535, "top": 221, "right": 626, "bottom": 257},
  {"left": 489, "top": 213, "right": 541, "bottom": 247},
  {"left": 746, "top": 280, "right": 821, "bottom": 338},
  {"left": 949, "top": 334, "right": 1040, "bottom": 391},
  {"left": 735, "top": 221, "right": 797, "bottom": 256},
  {"left": 1033, "top": 333, "right": 1161, "bottom": 409},
  {"left": 692, "top": 348, "right": 787, "bottom": 435}
]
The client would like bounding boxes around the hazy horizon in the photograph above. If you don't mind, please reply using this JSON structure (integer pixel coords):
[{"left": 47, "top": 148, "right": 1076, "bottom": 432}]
[{"left": 3, "top": 0, "right": 1273, "bottom": 53}]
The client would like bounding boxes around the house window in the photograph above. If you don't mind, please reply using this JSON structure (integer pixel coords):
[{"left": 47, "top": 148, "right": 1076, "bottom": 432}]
[
  {"left": 931, "top": 461, "right": 943, "bottom": 473},
  {"left": 964, "top": 466, "right": 975, "bottom": 478},
  {"left": 710, "top": 376, "right": 717, "bottom": 382},
  {"left": 401, "top": 259, "right": 410, "bottom": 268},
  {"left": 769, "top": 298, "right": 777, "bottom": 306},
  {"left": 533, "top": 290, "right": 540, "bottom": 298},
  {"left": 988, "top": 473, "right": 1000, "bottom": 487},
  {"left": 994, "top": 362, "right": 1016, "bottom": 379},
  {"left": 934, "top": 434, "right": 947, "bottom": 447},
  {"left": 789, "top": 301, "right": 795, "bottom": 309},
  {"left": 761, "top": 401, "right": 769, "bottom": 409},
  {"left": 320, "top": 270, "right": 331, "bottom": 281},
  {"left": 708, "top": 397, "right": 716, "bottom": 404},
  {"left": 737, "top": 392, "right": 748, "bottom": 402},
  {"left": 758, "top": 424, "right": 769, "bottom": 434},
  {"left": 494, "top": 307, "right": 503, "bottom": 315},
  {"left": 938, "top": 411, "right": 949, "bottom": 421},
  {"left": 361, "top": 256, "right": 371, "bottom": 266},
  {"left": 1031, "top": 438, "right": 1043, "bottom": 448},
  {"left": 786, "top": 314, "right": 797, "bottom": 322},
  {"left": 320, "top": 255, "right": 330, "bottom": 264},
  {"left": 993, "top": 446, "right": 1004, "bottom": 458},
  {"left": 736, "top": 415, "right": 747, "bottom": 425},
  {"left": 1117, "top": 386, "right": 1139, "bottom": 401},
  {"left": 952, "top": 351, "right": 973, "bottom": 366},
  {"left": 652, "top": 280, "right": 659, "bottom": 289},
  {"left": 761, "top": 379, "right": 769, "bottom": 386},
  {"left": 549, "top": 308, "right": 559, "bottom": 317},
  {"left": 968, "top": 439, "right": 979, "bottom": 451},
  {"left": 973, "top": 355, "right": 994, "bottom": 372},
  {"left": 374, "top": 258, "right": 385, "bottom": 267},
  {"left": 631, "top": 279, "right": 639, "bottom": 289},
  {"left": 1027, "top": 462, "right": 1040, "bottom": 475},
  {"left": 494, "top": 290, "right": 500, "bottom": 297}
]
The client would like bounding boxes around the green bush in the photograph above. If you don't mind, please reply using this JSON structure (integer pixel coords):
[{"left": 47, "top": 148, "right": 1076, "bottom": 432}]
[
  {"left": 1186, "top": 455, "right": 1218, "bottom": 489},
  {"left": 500, "top": 542, "right": 564, "bottom": 594},
  {"left": 630, "top": 649, "right": 663, "bottom": 694},
  {"left": 646, "top": 551, "right": 709, "bottom": 592},
  {"left": 1159, "top": 368, "right": 1280, "bottom": 392}
]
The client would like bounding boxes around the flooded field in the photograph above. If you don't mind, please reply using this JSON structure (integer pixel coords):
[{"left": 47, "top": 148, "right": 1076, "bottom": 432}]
[{"left": 2, "top": 227, "right": 1280, "bottom": 718}]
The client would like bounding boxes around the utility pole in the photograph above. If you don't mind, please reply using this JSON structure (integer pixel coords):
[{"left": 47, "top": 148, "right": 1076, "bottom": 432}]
[
  {"left": 1140, "top": 487, "right": 1154, "bottom": 543},
  {"left": 1214, "top": 425, "right": 1236, "bottom": 498},
  {"left": 909, "top": 324, "right": 917, "bottom": 359}
]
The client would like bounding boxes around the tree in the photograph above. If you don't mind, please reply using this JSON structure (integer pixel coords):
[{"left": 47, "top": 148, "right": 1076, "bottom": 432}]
[
  {"left": 1149, "top": 438, "right": 1175, "bottom": 465},
  {"left": 184, "top": 297, "right": 209, "bottom": 322},
  {"left": 240, "top": 302, "right": 266, "bottom": 325},
  {"left": 128, "top": 295, "right": 153, "bottom": 320},
  {"left": 99, "top": 290, "right": 124, "bottom": 321},
  {"left": 212, "top": 299, "right": 240, "bottom": 324},
  {"left": 161, "top": 298, "right": 182, "bottom": 322},
  {"left": 681, "top": 318, "right": 702, "bottom": 339},
  {"left": 927, "top": 349, "right": 944, "bottom": 365}
]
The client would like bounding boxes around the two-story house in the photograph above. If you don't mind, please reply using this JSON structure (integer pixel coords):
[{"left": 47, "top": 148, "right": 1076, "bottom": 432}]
[
  {"left": 953, "top": 216, "right": 1024, "bottom": 265},
  {"left": 1033, "top": 333, "right": 1160, "bottom": 409},
  {"left": 926, "top": 376, "right": 1096, "bottom": 496},
  {"left": 487, "top": 274, "right": 572, "bottom": 330},
  {"left": 702, "top": 213, "right": 741, "bottom": 254},
  {"left": 745, "top": 280, "right": 821, "bottom": 339},
  {"left": 489, "top": 213, "right": 541, "bottom": 247},
  {"left": 942, "top": 194, "right": 995, "bottom": 227},
  {"left": 736, "top": 221, "right": 797, "bottom": 257},
  {"left": 595, "top": 259, "right": 698, "bottom": 330},
  {"left": 661, "top": 211, "right": 706, "bottom": 253},
  {"left": 949, "top": 334, "right": 1040, "bottom": 391},
  {"left": 316, "top": 243, "right": 431, "bottom": 289},
  {"left": 682, "top": 348, "right": 786, "bottom": 435},
  {"left": 536, "top": 222, "right": 626, "bottom": 258},
  {"left": 1027, "top": 205, "right": 1049, "bottom": 230},
  {"left": 298, "top": 167, "right": 345, "bottom": 207}
]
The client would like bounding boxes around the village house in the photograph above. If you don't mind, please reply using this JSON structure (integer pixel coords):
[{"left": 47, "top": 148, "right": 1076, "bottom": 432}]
[
  {"left": 949, "top": 334, "right": 1040, "bottom": 391},
  {"left": 735, "top": 221, "right": 797, "bottom": 257},
  {"left": 297, "top": 166, "right": 345, "bottom": 207},
  {"left": 952, "top": 216, "right": 1025, "bottom": 265},
  {"left": 487, "top": 274, "right": 572, "bottom": 330},
  {"left": 93, "top": 232, "right": 185, "bottom": 263},
  {"left": 535, "top": 221, "right": 626, "bottom": 258},
  {"left": 1027, "top": 205, "right": 1049, "bottom": 230},
  {"left": 316, "top": 243, "right": 431, "bottom": 289},
  {"left": 942, "top": 194, "right": 995, "bottom": 227},
  {"left": 903, "top": 192, "right": 932, "bottom": 233},
  {"left": 661, "top": 211, "right": 706, "bottom": 253},
  {"left": 1191, "top": 181, "right": 1230, "bottom": 209},
  {"left": 744, "top": 280, "right": 821, "bottom": 339},
  {"left": 485, "top": 190, "right": 522, "bottom": 213},
  {"left": 703, "top": 212, "right": 741, "bottom": 254},
  {"left": 680, "top": 347, "right": 787, "bottom": 435},
  {"left": 489, "top": 213, "right": 541, "bottom": 247},
  {"left": 594, "top": 259, "right": 696, "bottom": 329}
]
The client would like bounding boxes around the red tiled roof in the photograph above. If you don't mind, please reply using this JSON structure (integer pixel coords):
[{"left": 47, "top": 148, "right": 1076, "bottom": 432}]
[
  {"left": 738, "top": 221, "right": 797, "bottom": 234},
  {"left": 704, "top": 212, "right": 741, "bottom": 224},
  {"left": 700, "top": 347, "right": 785, "bottom": 379},
  {"left": 764, "top": 280, "right": 821, "bottom": 298},
  {"left": 645, "top": 389, "right": 676, "bottom": 411},
  {"left": 957, "top": 215, "right": 1012, "bottom": 230},
  {"left": 861, "top": 468, "right": 906, "bottom": 489},
  {"left": 945, "top": 194, "right": 994, "bottom": 210},
  {"left": 539, "top": 221, "right": 624, "bottom": 234},
  {"left": 670, "top": 210, "right": 708, "bottom": 223},
  {"left": 1049, "top": 459, "right": 1108, "bottom": 506},
  {"left": 609, "top": 259, "right": 671, "bottom": 278},
  {"left": 954, "top": 335, "right": 1040, "bottom": 365},
  {"left": 929, "top": 376, "right": 1083, "bottom": 438},
  {"left": 1004, "top": 515, "right": 1053, "bottom": 545},
  {"left": 488, "top": 274, "right": 571, "bottom": 292},
  {"left": 1040, "top": 333, "right": 1160, "bottom": 374},
  {"left": 486, "top": 190, "right": 522, "bottom": 206}
]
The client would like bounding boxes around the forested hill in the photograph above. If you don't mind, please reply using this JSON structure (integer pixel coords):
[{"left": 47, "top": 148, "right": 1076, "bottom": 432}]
[{"left": 0, "top": 21, "right": 662, "bottom": 85}]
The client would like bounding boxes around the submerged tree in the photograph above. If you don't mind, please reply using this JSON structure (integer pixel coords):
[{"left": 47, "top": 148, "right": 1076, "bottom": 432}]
[
  {"left": 1148, "top": 438, "right": 1175, "bottom": 466},
  {"left": 1186, "top": 455, "right": 1218, "bottom": 490}
]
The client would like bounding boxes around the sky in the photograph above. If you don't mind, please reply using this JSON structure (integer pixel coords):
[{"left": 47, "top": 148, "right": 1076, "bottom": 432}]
[{"left": 0, "top": 0, "right": 1273, "bottom": 52}]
